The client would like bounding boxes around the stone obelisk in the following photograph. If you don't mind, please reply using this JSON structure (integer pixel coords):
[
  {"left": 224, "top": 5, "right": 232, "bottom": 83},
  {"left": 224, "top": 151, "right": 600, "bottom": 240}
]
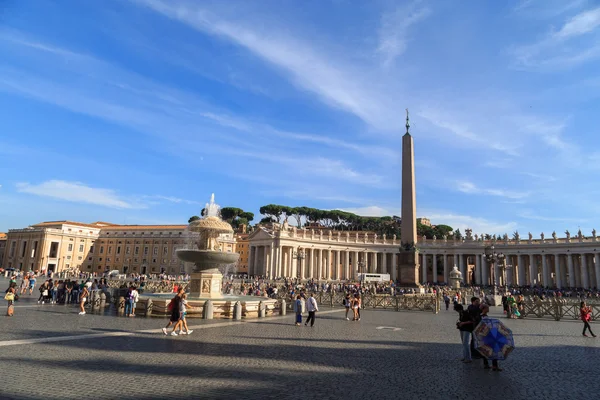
[{"left": 398, "top": 109, "right": 420, "bottom": 286}]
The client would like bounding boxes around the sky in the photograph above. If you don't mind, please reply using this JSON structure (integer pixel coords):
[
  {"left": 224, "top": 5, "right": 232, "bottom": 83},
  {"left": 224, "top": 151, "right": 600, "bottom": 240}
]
[{"left": 1, "top": 0, "right": 600, "bottom": 237}]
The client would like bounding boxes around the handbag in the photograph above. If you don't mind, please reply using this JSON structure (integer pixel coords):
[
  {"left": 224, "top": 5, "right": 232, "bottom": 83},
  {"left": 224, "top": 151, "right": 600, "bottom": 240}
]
[
  {"left": 4, "top": 292, "right": 15, "bottom": 301},
  {"left": 42, "top": 290, "right": 49, "bottom": 296}
]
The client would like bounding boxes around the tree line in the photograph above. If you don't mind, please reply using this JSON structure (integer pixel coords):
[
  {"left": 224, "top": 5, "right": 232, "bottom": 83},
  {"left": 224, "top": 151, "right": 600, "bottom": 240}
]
[
  {"left": 188, "top": 207, "right": 255, "bottom": 230},
  {"left": 258, "top": 204, "right": 455, "bottom": 239}
]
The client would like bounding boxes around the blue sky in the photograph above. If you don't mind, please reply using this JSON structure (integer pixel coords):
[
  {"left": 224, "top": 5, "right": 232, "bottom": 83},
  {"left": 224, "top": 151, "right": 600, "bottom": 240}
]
[{"left": 1, "top": 0, "right": 600, "bottom": 236}]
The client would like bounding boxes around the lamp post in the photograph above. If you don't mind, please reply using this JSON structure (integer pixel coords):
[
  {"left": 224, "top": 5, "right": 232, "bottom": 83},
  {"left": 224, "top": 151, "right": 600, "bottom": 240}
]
[
  {"left": 292, "top": 247, "right": 305, "bottom": 282},
  {"left": 357, "top": 260, "right": 366, "bottom": 287},
  {"left": 483, "top": 245, "right": 505, "bottom": 295}
]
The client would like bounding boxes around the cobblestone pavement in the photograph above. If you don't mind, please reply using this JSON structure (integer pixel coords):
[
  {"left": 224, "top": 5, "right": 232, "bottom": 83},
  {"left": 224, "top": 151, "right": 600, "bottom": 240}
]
[{"left": 1, "top": 289, "right": 600, "bottom": 399}]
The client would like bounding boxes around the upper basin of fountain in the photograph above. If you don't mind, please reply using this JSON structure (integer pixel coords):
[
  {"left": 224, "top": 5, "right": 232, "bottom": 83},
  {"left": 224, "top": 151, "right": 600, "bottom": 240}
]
[{"left": 188, "top": 216, "right": 233, "bottom": 234}]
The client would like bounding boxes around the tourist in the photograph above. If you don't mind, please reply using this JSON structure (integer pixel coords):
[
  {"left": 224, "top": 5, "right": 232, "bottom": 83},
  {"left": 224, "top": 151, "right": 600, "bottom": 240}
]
[
  {"left": 444, "top": 293, "right": 450, "bottom": 310},
  {"left": 173, "top": 293, "right": 193, "bottom": 335},
  {"left": 124, "top": 286, "right": 135, "bottom": 317},
  {"left": 580, "top": 301, "right": 596, "bottom": 337},
  {"left": 479, "top": 304, "right": 502, "bottom": 371},
  {"left": 5, "top": 282, "right": 17, "bottom": 316},
  {"left": 79, "top": 284, "right": 89, "bottom": 315},
  {"left": 163, "top": 287, "right": 184, "bottom": 335},
  {"left": 305, "top": 293, "right": 319, "bottom": 327},
  {"left": 467, "top": 297, "right": 482, "bottom": 359},
  {"left": 131, "top": 286, "right": 140, "bottom": 317},
  {"left": 37, "top": 280, "right": 50, "bottom": 304},
  {"left": 352, "top": 294, "right": 361, "bottom": 321},
  {"left": 343, "top": 294, "right": 351, "bottom": 320},
  {"left": 28, "top": 274, "right": 36, "bottom": 295},
  {"left": 19, "top": 275, "right": 29, "bottom": 295},
  {"left": 455, "top": 304, "right": 473, "bottom": 363},
  {"left": 294, "top": 294, "right": 303, "bottom": 326}
]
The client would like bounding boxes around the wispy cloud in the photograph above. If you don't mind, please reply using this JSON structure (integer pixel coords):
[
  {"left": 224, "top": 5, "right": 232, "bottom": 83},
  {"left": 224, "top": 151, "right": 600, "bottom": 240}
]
[
  {"left": 16, "top": 180, "right": 139, "bottom": 209},
  {"left": 518, "top": 210, "right": 586, "bottom": 223},
  {"left": 134, "top": 0, "right": 402, "bottom": 132},
  {"left": 341, "top": 205, "right": 394, "bottom": 217},
  {"left": 423, "top": 210, "right": 518, "bottom": 235},
  {"left": 510, "top": 5, "right": 600, "bottom": 69},
  {"left": 456, "top": 181, "right": 530, "bottom": 200},
  {"left": 377, "top": 2, "right": 431, "bottom": 68},
  {"left": 141, "top": 195, "right": 201, "bottom": 205}
]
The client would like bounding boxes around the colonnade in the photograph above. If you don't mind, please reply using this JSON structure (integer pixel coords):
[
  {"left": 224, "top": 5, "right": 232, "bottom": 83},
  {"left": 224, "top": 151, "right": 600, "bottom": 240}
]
[
  {"left": 248, "top": 245, "right": 600, "bottom": 288},
  {"left": 420, "top": 251, "right": 600, "bottom": 289},
  {"left": 248, "top": 245, "right": 400, "bottom": 281}
]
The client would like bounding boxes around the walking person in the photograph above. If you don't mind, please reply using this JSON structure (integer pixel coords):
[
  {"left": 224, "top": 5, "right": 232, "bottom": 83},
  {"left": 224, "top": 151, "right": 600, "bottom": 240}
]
[
  {"left": 79, "top": 285, "right": 89, "bottom": 315},
  {"left": 294, "top": 294, "right": 303, "bottom": 326},
  {"left": 163, "top": 288, "right": 184, "bottom": 335},
  {"left": 305, "top": 293, "right": 319, "bottom": 327},
  {"left": 581, "top": 301, "right": 596, "bottom": 337},
  {"left": 173, "top": 293, "right": 193, "bottom": 335},
  {"left": 5, "top": 282, "right": 17, "bottom": 316},
  {"left": 131, "top": 286, "right": 139, "bottom": 317}
]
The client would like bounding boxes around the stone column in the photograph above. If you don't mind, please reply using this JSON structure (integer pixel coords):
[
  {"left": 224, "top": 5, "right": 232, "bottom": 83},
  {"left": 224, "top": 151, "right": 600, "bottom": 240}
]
[
  {"left": 254, "top": 247, "right": 260, "bottom": 276},
  {"left": 291, "top": 248, "right": 298, "bottom": 279},
  {"left": 542, "top": 254, "right": 549, "bottom": 287},
  {"left": 554, "top": 254, "right": 562, "bottom": 289},
  {"left": 474, "top": 254, "right": 481, "bottom": 285},
  {"left": 382, "top": 253, "right": 388, "bottom": 274},
  {"left": 373, "top": 252, "right": 379, "bottom": 274},
  {"left": 335, "top": 250, "right": 341, "bottom": 280},
  {"left": 263, "top": 246, "right": 269, "bottom": 277},
  {"left": 343, "top": 251, "right": 349, "bottom": 280},
  {"left": 481, "top": 257, "right": 488, "bottom": 285},
  {"left": 517, "top": 255, "right": 525, "bottom": 286},
  {"left": 494, "top": 260, "right": 500, "bottom": 287},
  {"left": 574, "top": 255, "right": 582, "bottom": 287},
  {"left": 581, "top": 253, "right": 589, "bottom": 289},
  {"left": 421, "top": 253, "right": 428, "bottom": 284},
  {"left": 316, "top": 249, "right": 322, "bottom": 280},
  {"left": 431, "top": 253, "right": 437, "bottom": 283},
  {"left": 443, "top": 254, "right": 449, "bottom": 283},
  {"left": 595, "top": 253, "right": 600, "bottom": 289},
  {"left": 567, "top": 253, "right": 575, "bottom": 288},
  {"left": 268, "top": 246, "right": 275, "bottom": 277},
  {"left": 354, "top": 251, "right": 359, "bottom": 280},
  {"left": 391, "top": 253, "right": 397, "bottom": 281},
  {"left": 248, "top": 246, "right": 255, "bottom": 275},
  {"left": 528, "top": 254, "right": 536, "bottom": 286},
  {"left": 459, "top": 254, "right": 466, "bottom": 279}
]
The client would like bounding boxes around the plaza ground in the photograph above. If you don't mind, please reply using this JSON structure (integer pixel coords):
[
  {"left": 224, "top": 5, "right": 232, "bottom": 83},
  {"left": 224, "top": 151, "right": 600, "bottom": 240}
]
[{"left": 1, "top": 293, "right": 599, "bottom": 399}]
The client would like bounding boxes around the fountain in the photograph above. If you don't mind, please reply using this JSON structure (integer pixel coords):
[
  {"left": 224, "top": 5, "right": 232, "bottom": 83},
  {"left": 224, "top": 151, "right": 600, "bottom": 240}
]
[
  {"left": 134, "top": 193, "right": 278, "bottom": 319},
  {"left": 176, "top": 193, "right": 239, "bottom": 299}
]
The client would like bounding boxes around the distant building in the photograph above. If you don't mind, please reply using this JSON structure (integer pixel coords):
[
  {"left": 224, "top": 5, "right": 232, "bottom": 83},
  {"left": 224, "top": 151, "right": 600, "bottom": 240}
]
[
  {"left": 417, "top": 217, "right": 431, "bottom": 227},
  {"left": 3, "top": 221, "right": 106, "bottom": 273},
  {"left": 235, "top": 232, "right": 249, "bottom": 273},
  {"left": 2, "top": 220, "right": 239, "bottom": 275},
  {"left": 0, "top": 232, "right": 7, "bottom": 268}
]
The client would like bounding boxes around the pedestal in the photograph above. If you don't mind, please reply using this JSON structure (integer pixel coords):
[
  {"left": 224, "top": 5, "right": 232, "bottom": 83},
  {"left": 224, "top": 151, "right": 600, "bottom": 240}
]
[
  {"left": 189, "top": 270, "right": 223, "bottom": 299},
  {"left": 398, "top": 251, "right": 420, "bottom": 287}
]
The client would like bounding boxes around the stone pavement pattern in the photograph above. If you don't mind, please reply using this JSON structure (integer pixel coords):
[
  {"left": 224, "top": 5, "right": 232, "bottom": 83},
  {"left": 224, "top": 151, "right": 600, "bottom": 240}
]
[{"left": 1, "top": 293, "right": 600, "bottom": 399}]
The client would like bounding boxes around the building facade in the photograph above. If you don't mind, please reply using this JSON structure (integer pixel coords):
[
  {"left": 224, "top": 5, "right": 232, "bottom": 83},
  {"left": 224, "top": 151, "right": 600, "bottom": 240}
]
[
  {"left": 0, "top": 233, "right": 7, "bottom": 268},
  {"left": 248, "top": 224, "right": 600, "bottom": 289},
  {"left": 235, "top": 232, "right": 249, "bottom": 274},
  {"left": 2, "top": 221, "right": 106, "bottom": 273},
  {"left": 2, "top": 221, "right": 240, "bottom": 275}
]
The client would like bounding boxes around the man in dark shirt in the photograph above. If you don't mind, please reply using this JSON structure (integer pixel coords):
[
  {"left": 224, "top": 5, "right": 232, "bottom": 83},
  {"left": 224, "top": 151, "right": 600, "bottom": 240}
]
[{"left": 467, "top": 297, "right": 482, "bottom": 359}]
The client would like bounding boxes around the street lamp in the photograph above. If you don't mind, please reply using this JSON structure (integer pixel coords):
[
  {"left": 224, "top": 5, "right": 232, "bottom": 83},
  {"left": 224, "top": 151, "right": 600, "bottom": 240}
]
[
  {"left": 357, "top": 260, "right": 366, "bottom": 286},
  {"left": 292, "top": 247, "right": 305, "bottom": 281},
  {"left": 483, "top": 245, "right": 505, "bottom": 294}
]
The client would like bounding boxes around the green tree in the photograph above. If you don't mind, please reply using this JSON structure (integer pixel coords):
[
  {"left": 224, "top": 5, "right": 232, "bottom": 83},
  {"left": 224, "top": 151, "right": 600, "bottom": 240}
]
[
  {"left": 454, "top": 228, "right": 462, "bottom": 239},
  {"left": 240, "top": 212, "right": 254, "bottom": 222},
  {"left": 259, "top": 204, "right": 284, "bottom": 223},
  {"left": 433, "top": 224, "right": 453, "bottom": 238},
  {"left": 220, "top": 207, "right": 244, "bottom": 223},
  {"left": 188, "top": 215, "right": 201, "bottom": 223}
]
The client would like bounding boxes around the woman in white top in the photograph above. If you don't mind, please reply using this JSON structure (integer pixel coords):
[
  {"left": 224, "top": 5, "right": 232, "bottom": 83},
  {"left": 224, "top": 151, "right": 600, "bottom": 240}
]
[{"left": 173, "top": 293, "right": 193, "bottom": 335}]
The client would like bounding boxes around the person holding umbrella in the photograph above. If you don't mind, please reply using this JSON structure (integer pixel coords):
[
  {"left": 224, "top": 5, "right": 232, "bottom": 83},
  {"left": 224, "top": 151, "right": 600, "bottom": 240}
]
[{"left": 473, "top": 304, "right": 516, "bottom": 372}]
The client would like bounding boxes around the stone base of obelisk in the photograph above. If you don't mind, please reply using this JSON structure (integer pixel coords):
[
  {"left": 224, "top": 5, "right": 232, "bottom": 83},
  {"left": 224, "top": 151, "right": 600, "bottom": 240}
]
[
  {"left": 189, "top": 270, "right": 223, "bottom": 299},
  {"left": 398, "top": 251, "right": 421, "bottom": 287}
]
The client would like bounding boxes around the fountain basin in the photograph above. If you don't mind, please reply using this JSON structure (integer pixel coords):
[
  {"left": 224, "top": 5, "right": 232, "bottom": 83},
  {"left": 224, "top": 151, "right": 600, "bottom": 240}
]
[
  {"left": 139, "top": 293, "right": 279, "bottom": 319},
  {"left": 176, "top": 249, "right": 239, "bottom": 271}
]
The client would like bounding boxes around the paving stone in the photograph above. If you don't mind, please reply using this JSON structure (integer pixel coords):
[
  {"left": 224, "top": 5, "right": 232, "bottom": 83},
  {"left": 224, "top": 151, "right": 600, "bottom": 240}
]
[{"left": 1, "top": 289, "right": 599, "bottom": 399}]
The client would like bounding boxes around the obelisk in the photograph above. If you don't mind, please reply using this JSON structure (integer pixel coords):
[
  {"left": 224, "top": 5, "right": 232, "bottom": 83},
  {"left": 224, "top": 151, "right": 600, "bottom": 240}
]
[{"left": 398, "top": 109, "right": 420, "bottom": 286}]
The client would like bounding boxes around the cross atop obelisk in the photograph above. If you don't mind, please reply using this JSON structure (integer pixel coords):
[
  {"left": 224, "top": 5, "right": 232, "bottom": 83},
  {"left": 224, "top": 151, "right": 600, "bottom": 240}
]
[{"left": 398, "top": 108, "right": 420, "bottom": 286}]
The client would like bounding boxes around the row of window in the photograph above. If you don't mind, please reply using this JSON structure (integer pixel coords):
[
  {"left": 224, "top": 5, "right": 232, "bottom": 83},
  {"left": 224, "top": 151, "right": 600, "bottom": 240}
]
[{"left": 104, "top": 231, "right": 184, "bottom": 236}]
